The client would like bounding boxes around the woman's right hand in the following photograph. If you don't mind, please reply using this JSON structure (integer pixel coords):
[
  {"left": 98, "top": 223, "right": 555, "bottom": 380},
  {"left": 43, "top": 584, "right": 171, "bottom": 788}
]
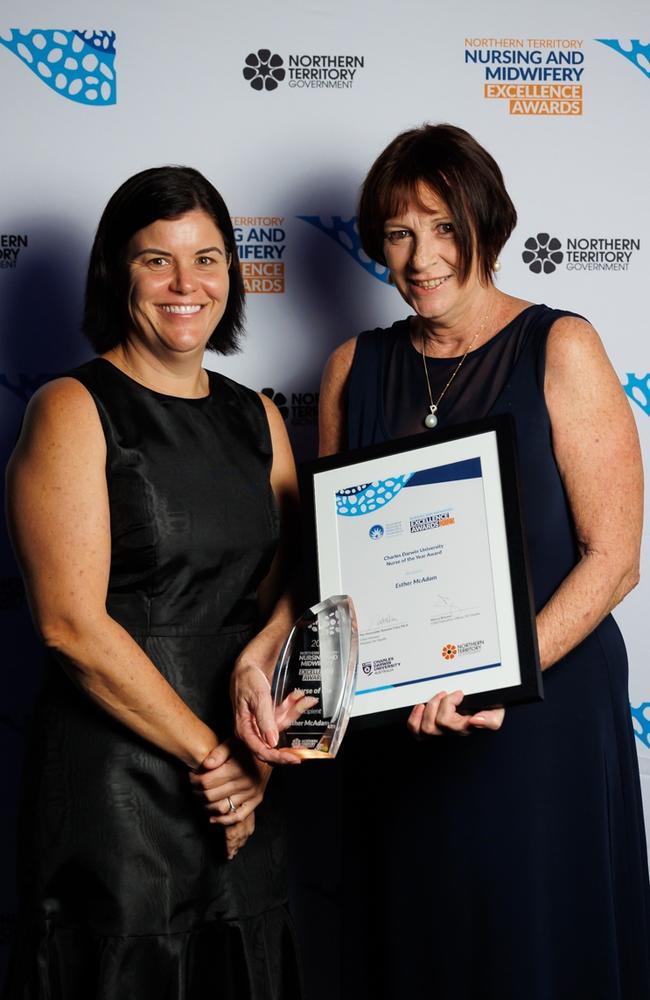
[
  {"left": 189, "top": 740, "right": 269, "bottom": 819},
  {"left": 231, "top": 658, "right": 317, "bottom": 765}
]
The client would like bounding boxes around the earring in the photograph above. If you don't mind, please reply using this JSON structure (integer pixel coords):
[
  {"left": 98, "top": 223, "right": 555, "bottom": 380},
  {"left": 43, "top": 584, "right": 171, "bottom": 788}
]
[{"left": 493, "top": 259, "right": 501, "bottom": 272}]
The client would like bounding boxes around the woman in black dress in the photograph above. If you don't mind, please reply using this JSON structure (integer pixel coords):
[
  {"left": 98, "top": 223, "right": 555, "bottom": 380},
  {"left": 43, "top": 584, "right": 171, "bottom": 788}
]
[
  {"left": 238, "top": 125, "right": 650, "bottom": 999},
  {"left": 5, "top": 166, "right": 304, "bottom": 999}
]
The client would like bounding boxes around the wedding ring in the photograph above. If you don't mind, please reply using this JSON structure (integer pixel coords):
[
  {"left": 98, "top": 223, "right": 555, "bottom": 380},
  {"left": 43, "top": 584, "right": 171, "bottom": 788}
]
[{"left": 227, "top": 796, "right": 237, "bottom": 813}]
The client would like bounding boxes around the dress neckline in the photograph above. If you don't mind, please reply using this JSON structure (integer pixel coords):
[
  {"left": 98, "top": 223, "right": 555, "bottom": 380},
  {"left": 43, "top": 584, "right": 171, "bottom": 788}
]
[
  {"left": 406, "top": 303, "right": 538, "bottom": 365},
  {"left": 95, "top": 357, "right": 215, "bottom": 402}
]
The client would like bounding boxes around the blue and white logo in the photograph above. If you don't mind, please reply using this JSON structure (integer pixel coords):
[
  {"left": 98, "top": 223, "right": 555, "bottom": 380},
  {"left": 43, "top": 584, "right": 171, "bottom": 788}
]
[
  {"left": 623, "top": 373, "right": 650, "bottom": 418},
  {"left": 369, "top": 524, "right": 384, "bottom": 540},
  {"left": 0, "top": 29, "right": 116, "bottom": 105},
  {"left": 596, "top": 39, "right": 650, "bottom": 81},
  {"left": 631, "top": 702, "right": 650, "bottom": 750},
  {"left": 298, "top": 215, "right": 390, "bottom": 283},
  {"left": 336, "top": 473, "right": 413, "bottom": 516}
]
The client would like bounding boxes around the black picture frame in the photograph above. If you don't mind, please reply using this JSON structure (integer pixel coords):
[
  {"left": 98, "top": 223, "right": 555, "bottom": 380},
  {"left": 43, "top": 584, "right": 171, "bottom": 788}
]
[{"left": 299, "top": 414, "right": 543, "bottom": 729}]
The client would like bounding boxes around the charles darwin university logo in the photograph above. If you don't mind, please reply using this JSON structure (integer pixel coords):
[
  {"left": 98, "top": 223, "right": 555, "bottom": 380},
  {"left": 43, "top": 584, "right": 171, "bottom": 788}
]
[
  {"left": 242, "top": 47, "right": 365, "bottom": 91},
  {"left": 0, "top": 29, "right": 116, "bottom": 104}
]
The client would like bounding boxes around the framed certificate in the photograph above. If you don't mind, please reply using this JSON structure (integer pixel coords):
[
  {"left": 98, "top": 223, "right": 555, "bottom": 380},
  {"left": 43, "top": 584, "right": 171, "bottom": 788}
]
[{"left": 299, "top": 415, "right": 543, "bottom": 726}]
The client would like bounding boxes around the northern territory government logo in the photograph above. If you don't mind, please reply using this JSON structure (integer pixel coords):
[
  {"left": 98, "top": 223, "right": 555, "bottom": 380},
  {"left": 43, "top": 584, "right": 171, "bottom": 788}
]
[
  {"left": 522, "top": 232, "right": 641, "bottom": 273},
  {"left": 232, "top": 217, "right": 285, "bottom": 293},
  {"left": 242, "top": 47, "right": 365, "bottom": 91},
  {"left": 464, "top": 37, "right": 584, "bottom": 115},
  {"left": 0, "top": 29, "right": 116, "bottom": 105},
  {"left": 261, "top": 388, "right": 319, "bottom": 427},
  {"left": 0, "top": 234, "right": 28, "bottom": 270}
]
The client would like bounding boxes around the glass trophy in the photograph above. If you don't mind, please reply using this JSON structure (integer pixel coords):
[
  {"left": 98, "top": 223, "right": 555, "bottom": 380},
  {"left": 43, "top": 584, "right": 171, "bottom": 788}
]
[{"left": 271, "top": 595, "right": 359, "bottom": 759}]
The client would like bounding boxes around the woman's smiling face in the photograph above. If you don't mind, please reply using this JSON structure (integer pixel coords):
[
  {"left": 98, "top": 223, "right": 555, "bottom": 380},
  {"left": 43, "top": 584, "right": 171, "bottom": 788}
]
[
  {"left": 383, "top": 185, "right": 480, "bottom": 325},
  {"left": 126, "top": 209, "right": 230, "bottom": 358}
]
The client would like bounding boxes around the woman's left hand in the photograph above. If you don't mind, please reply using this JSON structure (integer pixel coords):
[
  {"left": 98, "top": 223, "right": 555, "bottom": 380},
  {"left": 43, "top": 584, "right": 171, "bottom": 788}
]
[
  {"left": 407, "top": 689, "right": 505, "bottom": 737},
  {"left": 224, "top": 812, "right": 256, "bottom": 860},
  {"left": 188, "top": 741, "right": 271, "bottom": 825}
]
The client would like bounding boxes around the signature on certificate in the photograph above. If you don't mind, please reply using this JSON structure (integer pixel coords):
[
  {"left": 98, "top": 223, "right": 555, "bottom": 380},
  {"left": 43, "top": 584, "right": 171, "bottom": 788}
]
[
  {"left": 373, "top": 613, "right": 400, "bottom": 628},
  {"left": 430, "top": 593, "right": 464, "bottom": 614}
]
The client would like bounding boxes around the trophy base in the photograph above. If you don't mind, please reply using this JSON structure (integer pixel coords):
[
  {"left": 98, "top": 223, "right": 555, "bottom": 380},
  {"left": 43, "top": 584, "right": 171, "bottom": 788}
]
[
  {"left": 289, "top": 747, "right": 337, "bottom": 761},
  {"left": 276, "top": 736, "right": 337, "bottom": 760}
]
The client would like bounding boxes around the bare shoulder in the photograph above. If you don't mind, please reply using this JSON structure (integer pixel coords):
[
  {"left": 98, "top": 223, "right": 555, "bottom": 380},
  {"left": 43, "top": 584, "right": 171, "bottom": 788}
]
[
  {"left": 23, "top": 376, "right": 99, "bottom": 425},
  {"left": 545, "top": 314, "right": 608, "bottom": 371},
  {"left": 321, "top": 336, "right": 358, "bottom": 389},
  {"left": 319, "top": 337, "right": 358, "bottom": 457},
  {"left": 544, "top": 313, "right": 636, "bottom": 437},
  {"left": 12, "top": 376, "right": 104, "bottom": 462}
]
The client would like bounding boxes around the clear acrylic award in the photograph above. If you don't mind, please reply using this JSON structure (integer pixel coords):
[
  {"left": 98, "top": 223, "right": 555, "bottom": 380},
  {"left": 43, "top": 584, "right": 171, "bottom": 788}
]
[{"left": 271, "top": 595, "right": 359, "bottom": 759}]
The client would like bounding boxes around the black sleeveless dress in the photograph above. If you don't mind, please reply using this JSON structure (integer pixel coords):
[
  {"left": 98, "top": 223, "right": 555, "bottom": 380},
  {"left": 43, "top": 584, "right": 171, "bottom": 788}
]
[
  {"left": 334, "top": 305, "right": 650, "bottom": 999},
  {"left": 5, "top": 359, "right": 302, "bottom": 1000}
]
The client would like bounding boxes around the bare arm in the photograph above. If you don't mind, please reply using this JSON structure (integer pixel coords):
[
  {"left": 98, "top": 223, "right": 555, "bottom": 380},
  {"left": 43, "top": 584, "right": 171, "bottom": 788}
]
[
  {"left": 6, "top": 378, "right": 219, "bottom": 770},
  {"left": 410, "top": 317, "right": 642, "bottom": 736},
  {"left": 536, "top": 315, "right": 642, "bottom": 669},
  {"left": 318, "top": 337, "right": 357, "bottom": 456}
]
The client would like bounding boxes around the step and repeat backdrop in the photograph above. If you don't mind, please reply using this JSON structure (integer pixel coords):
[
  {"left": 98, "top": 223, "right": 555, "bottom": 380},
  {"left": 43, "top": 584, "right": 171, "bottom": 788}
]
[{"left": 1, "top": 0, "right": 649, "bottom": 971}]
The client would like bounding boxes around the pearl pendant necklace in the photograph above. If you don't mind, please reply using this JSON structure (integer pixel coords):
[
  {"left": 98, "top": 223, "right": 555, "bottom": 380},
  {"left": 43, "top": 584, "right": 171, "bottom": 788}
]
[{"left": 420, "top": 315, "right": 488, "bottom": 429}]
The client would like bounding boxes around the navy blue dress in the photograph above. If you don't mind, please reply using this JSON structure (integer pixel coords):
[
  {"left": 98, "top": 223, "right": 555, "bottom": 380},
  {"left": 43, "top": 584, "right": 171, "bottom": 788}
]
[
  {"left": 5, "top": 359, "right": 302, "bottom": 1000},
  {"left": 335, "top": 305, "right": 650, "bottom": 999}
]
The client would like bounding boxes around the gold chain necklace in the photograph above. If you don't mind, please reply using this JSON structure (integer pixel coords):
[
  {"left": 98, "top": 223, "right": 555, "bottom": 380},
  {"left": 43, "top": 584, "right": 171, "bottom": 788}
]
[{"left": 420, "top": 315, "right": 489, "bottom": 429}]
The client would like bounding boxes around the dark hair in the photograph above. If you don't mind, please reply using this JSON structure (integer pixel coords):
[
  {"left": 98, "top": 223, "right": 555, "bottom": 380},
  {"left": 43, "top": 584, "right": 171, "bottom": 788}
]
[
  {"left": 82, "top": 166, "right": 245, "bottom": 353},
  {"left": 358, "top": 123, "right": 517, "bottom": 285}
]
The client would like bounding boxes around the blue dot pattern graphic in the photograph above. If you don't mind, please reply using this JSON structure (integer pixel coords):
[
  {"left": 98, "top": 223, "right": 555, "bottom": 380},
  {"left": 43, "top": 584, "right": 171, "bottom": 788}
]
[
  {"left": 0, "top": 29, "right": 116, "bottom": 105},
  {"left": 297, "top": 215, "right": 390, "bottom": 283},
  {"left": 623, "top": 373, "right": 650, "bottom": 418},
  {"left": 596, "top": 39, "right": 650, "bottom": 81},
  {"left": 631, "top": 703, "right": 650, "bottom": 750},
  {"left": 336, "top": 473, "right": 413, "bottom": 516}
]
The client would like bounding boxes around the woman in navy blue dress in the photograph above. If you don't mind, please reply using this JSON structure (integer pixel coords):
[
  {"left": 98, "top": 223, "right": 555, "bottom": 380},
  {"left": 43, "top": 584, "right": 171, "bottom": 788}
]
[{"left": 237, "top": 124, "right": 650, "bottom": 999}]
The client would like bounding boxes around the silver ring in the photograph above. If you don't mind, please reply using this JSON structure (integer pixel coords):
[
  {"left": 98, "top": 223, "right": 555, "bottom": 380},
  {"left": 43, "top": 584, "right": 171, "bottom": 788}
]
[{"left": 227, "top": 796, "right": 237, "bottom": 813}]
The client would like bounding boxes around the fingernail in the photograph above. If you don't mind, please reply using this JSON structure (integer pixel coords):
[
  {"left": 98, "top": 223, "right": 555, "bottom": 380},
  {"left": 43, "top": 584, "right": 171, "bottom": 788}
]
[{"left": 265, "top": 730, "right": 279, "bottom": 747}]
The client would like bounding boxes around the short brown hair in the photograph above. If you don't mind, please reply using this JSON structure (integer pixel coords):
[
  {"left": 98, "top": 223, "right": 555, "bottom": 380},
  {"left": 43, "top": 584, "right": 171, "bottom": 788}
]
[{"left": 357, "top": 123, "right": 517, "bottom": 284}]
